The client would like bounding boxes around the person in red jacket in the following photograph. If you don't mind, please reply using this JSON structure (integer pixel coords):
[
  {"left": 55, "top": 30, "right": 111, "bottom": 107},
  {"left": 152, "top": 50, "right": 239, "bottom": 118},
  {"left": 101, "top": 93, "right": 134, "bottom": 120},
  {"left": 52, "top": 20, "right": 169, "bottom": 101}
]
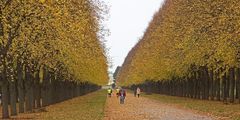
[{"left": 119, "top": 88, "right": 126, "bottom": 104}]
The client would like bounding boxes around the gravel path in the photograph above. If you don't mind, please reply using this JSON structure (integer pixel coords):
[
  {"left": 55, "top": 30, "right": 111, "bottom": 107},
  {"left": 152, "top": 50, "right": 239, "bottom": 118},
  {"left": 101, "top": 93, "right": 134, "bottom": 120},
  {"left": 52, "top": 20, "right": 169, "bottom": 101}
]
[{"left": 104, "top": 92, "right": 214, "bottom": 120}]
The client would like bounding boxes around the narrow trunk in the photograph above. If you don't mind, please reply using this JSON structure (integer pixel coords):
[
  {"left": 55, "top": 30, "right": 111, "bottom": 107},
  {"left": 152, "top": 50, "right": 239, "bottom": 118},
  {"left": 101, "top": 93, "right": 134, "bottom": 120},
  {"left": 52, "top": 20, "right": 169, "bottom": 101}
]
[
  {"left": 42, "top": 67, "right": 48, "bottom": 107},
  {"left": 48, "top": 76, "right": 52, "bottom": 105},
  {"left": 190, "top": 78, "right": 194, "bottom": 98},
  {"left": 198, "top": 70, "right": 202, "bottom": 99},
  {"left": 237, "top": 68, "right": 240, "bottom": 103},
  {"left": 29, "top": 77, "right": 34, "bottom": 112},
  {"left": 46, "top": 71, "right": 52, "bottom": 105},
  {"left": 226, "top": 72, "right": 230, "bottom": 102},
  {"left": 17, "top": 61, "right": 24, "bottom": 113},
  {"left": 29, "top": 71, "right": 34, "bottom": 111},
  {"left": 6, "top": 57, "right": 17, "bottom": 116},
  {"left": 236, "top": 68, "right": 239, "bottom": 100},
  {"left": 1, "top": 59, "right": 10, "bottom": 118},
  {"left": 216, "top": 70, "right": 221, "bottom": 101},
  {"left": 229, "top": 68, "right": 235, "bottom": 103},
  {"left": 204, "top": 67, "right": 209, "bottom": 100},
  {"left": 209, "top": 69, "right": 214, "bottom": 100},
  {"left": 1, "top": 78, "right": 9, "bottom": 118},
  {"left": 223, "top": 72, "right": 227, "bottom": 103},
  {"left": 193, "top": 72, "right": 197, "bottom": 99},
  {"left": 35, "top": 69, "right": 41, "bottom": 108},
  {"left": 9, "top": 80, "right": 17, "bottom": 116},
  {"left": 25, "top": 65, "right": 32, "bottom": 112}
]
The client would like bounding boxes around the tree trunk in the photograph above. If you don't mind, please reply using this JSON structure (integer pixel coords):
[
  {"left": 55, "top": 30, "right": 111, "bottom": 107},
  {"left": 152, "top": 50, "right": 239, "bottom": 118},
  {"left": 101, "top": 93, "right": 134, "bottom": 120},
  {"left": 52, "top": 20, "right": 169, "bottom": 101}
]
[
  {"left": 25, "top": 65, "right": 33, "bottom": 112},
  {"left": 29, "top": 72, "right": 34, "bottom": 111},
  {"left": 216, "top": 70, "right": 221, "bottom": 101},
  {"left": 229, "top": 68, "right": 235, "bottom": 103},
  {"left": 35, "top": 69, "right": 41, "bottom": 108},
  {"left": 197, "top": 70, "right": 201, "bottom": 99},
  {"left": 6, "top": 56, "right": 17, "bottom": 116},
  {"left": 17, "top": 61, "right": 24, "bottom": 113},
  {"left": 48, "top": 77, "right": 52, "bottom": 105},
  {"left": 9, "top": 80, "right": 17, "bottom": 116},
  {"left": 46, "top": 71, "right": 52, "bottom": 106},
  {"left": 190, "top": 78, "right": 194, "bottom": 98},
  {"left": 237, "top": 68, "right": 240, "bottom": 103},
  {"left": 42, "top": 67, "right": 48, "bottom": 107},
  {"left": 1, "top": 60, "right": 10, "bottom": 118},
  {"left": 1, "top": 77, "right": 9, "bottom": 119},
  {"left": 226, "top": 72, "right": 230, "bottom": 102},
  {"left": 223, "top": 72, "right": 227, "bottom": 103},
  {"left": 193, "top": 72, "right": 197, "bottom": 98},
  {"left": 204, "top": 67, "right": 209, "bottom": 100},
  {"left": 209, "top": 69, "right": 214, "bottom": 100}
]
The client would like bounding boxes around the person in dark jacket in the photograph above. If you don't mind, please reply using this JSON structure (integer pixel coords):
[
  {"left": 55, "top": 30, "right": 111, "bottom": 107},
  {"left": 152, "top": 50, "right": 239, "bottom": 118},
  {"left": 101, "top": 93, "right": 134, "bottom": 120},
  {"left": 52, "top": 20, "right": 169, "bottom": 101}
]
[{"left": 119, "top": 89, "right": 126, "bottom": 104}]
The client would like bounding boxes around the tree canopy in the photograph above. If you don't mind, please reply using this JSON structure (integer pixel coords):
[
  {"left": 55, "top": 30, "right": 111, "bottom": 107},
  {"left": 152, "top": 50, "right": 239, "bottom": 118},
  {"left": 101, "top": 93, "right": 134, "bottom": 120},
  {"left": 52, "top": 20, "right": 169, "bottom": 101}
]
[
  {"left": 117, "top": 0, "right": 240, "bottom": 86},
  {"left": 0, "top": 0, "right": 109, "bottom": 85}
]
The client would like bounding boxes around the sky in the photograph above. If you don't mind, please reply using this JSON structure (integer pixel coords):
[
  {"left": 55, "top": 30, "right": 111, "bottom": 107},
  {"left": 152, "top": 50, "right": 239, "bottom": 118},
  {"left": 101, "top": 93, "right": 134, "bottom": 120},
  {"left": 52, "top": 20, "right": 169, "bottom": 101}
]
[{"left": 104, "top": 0, "right": 165, "bottom": 73}]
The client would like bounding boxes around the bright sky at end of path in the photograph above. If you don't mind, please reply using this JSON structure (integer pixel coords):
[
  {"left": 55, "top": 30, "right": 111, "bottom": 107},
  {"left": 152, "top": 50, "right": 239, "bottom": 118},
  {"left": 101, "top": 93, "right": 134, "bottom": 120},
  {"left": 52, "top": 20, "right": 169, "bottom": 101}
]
[{"left": 104, "top": 0, "right": 165, "bottom": 72}]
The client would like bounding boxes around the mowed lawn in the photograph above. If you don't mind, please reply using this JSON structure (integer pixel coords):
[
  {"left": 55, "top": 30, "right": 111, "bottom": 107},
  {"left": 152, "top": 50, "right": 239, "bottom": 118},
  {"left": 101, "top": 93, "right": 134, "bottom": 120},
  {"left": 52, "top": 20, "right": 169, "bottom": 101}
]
[
  {"left": 9, "top": 90, "right": 107, "bottom": 120},
  {"left": 143, "top": 93, "right": 240, "bottom": 120}
]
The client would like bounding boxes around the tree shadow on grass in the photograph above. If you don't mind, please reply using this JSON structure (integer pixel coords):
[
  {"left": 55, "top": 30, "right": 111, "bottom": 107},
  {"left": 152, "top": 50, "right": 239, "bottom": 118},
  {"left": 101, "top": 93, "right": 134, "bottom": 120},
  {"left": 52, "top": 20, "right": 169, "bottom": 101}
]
[{"left": 2, "top": 107, "right": 49, "bottom": 120}]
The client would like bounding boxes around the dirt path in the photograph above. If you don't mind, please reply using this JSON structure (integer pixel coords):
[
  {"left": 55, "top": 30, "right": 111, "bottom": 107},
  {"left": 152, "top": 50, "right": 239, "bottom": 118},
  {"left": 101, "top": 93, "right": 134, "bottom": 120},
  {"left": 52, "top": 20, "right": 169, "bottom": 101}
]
[{"left": 104, "top": 92, "right": 214, "bottom": 120}]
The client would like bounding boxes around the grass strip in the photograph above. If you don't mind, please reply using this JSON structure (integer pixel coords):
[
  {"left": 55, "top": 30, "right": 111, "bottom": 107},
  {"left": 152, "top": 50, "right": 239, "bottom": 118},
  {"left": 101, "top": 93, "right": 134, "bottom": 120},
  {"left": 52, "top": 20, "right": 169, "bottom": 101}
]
[{"left": 143, "top": 93, "right": 240, "bottom": 120}]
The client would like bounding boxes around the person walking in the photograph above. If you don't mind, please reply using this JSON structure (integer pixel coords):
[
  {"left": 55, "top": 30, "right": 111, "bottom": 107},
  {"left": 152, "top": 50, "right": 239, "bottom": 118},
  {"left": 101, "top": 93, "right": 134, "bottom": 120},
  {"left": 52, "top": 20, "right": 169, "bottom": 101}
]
[
  {"left": 116, "top": 88, "right": 120, "bottom": 98},
  {"left": 107, "top": 88, "right": 112, "bottom": 98},
  {"left": 137, "top": 87, "right": 141, "bottom": 98},
  {"left": 119, "top": 88, "right": 126, "bottom": 104}
]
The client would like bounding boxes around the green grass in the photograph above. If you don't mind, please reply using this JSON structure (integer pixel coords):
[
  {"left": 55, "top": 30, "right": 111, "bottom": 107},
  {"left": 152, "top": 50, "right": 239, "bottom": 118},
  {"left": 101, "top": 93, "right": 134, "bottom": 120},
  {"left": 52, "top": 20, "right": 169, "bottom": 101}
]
[
  {"left": 12, "top": 90, "right": 107, "bottom": 120},
  {"left": 143, "top": 93, "right": 240, "bottom": 120}
]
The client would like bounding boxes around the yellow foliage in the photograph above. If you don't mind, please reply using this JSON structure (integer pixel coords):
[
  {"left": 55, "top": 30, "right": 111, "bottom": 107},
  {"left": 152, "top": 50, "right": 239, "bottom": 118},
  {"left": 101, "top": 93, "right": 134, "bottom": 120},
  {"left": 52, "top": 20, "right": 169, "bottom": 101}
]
[
  {"left": 0, "top": 0, "right": 109, "bottom": 85},
  {"left": 117, "top": 0, "right": 240, "bottom": 86}
]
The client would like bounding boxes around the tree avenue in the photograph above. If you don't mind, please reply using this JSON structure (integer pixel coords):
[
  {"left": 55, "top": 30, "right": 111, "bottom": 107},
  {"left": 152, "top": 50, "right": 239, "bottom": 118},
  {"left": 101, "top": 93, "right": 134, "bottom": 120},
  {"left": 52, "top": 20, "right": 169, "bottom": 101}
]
[
  {"left": 0, "top": 0, "right": 109, "bottom": 118},
  {"left": 117, "top": 0, "right": 240, "bottom": 103}
]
